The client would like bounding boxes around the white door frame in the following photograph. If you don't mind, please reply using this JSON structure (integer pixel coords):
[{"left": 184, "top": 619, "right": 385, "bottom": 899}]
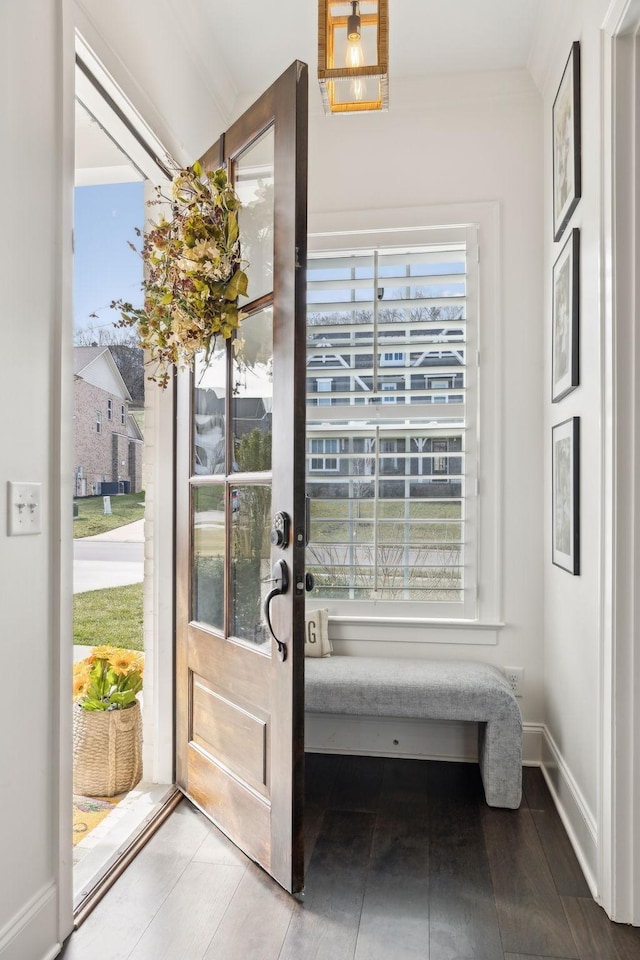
[
  {"left": 600, "top": 0, "right": 640, "bottom": 924},
  {"left": 57, "top": 32, "right": 176, "bottom": 938},
  {"left": 74, "top": 34, "right": 175, "bottom": 789}
]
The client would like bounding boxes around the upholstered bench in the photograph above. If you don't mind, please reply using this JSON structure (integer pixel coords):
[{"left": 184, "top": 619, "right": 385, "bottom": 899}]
[{"left": 305, "top": 656, "right": 523, "bottom": 809}]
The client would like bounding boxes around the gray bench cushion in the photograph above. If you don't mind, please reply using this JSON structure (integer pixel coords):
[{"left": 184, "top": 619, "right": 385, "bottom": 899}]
[{"left": 305, "top": 656, "right": 522, "bottom": 809}]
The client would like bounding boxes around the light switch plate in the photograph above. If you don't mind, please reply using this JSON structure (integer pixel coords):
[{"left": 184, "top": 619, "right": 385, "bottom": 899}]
[{"left": 7, "top": 481, "right": 42, "bottom": 536}]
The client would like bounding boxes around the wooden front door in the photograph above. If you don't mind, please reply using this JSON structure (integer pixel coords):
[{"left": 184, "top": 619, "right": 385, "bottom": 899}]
[{"left": 176, "top": 62, "right": 308, "bottom": 893}]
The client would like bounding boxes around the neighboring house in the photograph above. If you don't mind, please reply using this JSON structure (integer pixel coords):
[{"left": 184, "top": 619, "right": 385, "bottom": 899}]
[
  {"left": 74, "top": 346, "right": 143, "bottom": 496},
  {"left": 306, "top": 318, "right": 465, "bottom": 498}
]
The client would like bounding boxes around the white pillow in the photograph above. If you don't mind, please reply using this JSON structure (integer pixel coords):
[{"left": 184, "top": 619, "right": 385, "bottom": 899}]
[{"left": 304, "top": 608, "right": 332, "bottom": 658}]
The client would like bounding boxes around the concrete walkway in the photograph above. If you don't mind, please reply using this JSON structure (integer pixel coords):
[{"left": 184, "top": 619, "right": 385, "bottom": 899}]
[
  {"left": 84, "top": 519, "right": 144, "bottom": 542},
  {"left": 73, "top": 519, "right": 145, "bottom": 594}
]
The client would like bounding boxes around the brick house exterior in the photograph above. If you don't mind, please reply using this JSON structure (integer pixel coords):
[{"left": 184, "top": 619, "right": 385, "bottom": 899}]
[{"left": 74, "top": 346, "right": 143, "bottom": 496}]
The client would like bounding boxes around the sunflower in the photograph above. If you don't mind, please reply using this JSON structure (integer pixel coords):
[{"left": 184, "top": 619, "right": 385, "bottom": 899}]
[
  {"left": 73, "top": 645, "right": 144, "bottom": 699},
  {"left": 73, "top": 646, "right": 144, "bottom": 711},
  {"left": 72, "top": 661, "right": 92, "bottom": 701},
  {"left": 110, "top": 651, "right": 144, "bottom": 676},
  {"left": 78, "top": 646, "right": 144, "bottom": 679}
]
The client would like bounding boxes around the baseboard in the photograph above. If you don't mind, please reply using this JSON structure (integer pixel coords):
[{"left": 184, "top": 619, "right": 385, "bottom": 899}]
[
  {"left": 305, "top": 713, "right": 544, "bottom": 765},
  {"left": 0, "top": 881, "right": 60, "bottom": 960},
  {"left": 541, "top": 726, "right": 598, "bottom": 897}
]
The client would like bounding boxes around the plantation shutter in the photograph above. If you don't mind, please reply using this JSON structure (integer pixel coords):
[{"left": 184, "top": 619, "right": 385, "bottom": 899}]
[{"left": 305, "top": 226, "right": 478, "bottom": 620}]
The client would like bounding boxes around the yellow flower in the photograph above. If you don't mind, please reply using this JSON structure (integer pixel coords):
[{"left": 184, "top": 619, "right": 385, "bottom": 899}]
[
  {"left": 111, "top": 651, "right": 144, "bottom": 676},
  {"left": 80, "top": 645, "right": 144, "bottom": 679},
  {"left": 72, "top": 661, "right": 92, "bottom": 701}
]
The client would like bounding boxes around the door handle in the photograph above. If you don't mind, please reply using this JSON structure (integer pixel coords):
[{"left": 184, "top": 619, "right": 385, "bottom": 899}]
[{"left": 264, "top": 559, "right": 289, "bottom": 661}]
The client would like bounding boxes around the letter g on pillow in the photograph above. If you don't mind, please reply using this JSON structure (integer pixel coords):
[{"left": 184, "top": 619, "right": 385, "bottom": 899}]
[{"left": 304, "top": 608, "right": 332, "bottom": 657}]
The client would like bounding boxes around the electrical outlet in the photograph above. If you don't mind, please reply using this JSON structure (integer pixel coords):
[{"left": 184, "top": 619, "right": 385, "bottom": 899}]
[{"left": 504, "top": 666, "right": 524, "bottom": 697}]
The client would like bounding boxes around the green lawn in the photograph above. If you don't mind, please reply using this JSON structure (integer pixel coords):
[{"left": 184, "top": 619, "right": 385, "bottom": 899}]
[
  {"left": 309, "top": 497, "right": 462, "bottom": 545},
  {"left": 73, "top": 492, "right": 145, "bottom": 538},
  {"left": 309, "top": 498, "right": 461, "bottom": 520},
  {"left": 73, "top": 583, "right": 143, "bottom": 650}
]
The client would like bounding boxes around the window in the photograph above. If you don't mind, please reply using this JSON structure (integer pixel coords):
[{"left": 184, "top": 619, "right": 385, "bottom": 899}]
[
  {"left": 95, "top": 411, "right": 102, "bottom": 434},
  {"left": 381, "top": 383, "right": 397, "bottom": 404},
  {"left": 309, "top": 437, "right": 340, "bottom": 472},
  {"left": 121, "top": 404, "right": 126, "bottom": 425},
  {"left": 107, "top": 399, "right": 113, "bottom": 420},
  {"left": 432, "top": 438, "right": 449, "bottom": 474},
  {"left": 306, "top": 227, "right": 478, "bottom": 619},
  {"left": 316, "top": 378, "right": 332, "bottom": 406},
  {"left": 380, "top": 438, "right": 402, "bottom": 474},
  {"left": 380, "top": 351, "right": 406, "bottom": 366},
  {"left": 426, "top": 374, "right": 464, "bottom": 405}
]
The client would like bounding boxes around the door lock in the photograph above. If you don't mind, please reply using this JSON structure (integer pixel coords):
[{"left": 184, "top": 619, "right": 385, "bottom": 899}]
[{"left": 270, "top": 511, "right": 291, "bottom": 548}]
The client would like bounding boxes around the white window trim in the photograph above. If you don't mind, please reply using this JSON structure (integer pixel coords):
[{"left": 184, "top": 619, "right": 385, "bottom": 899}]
[{"left": 308, "top": 201, "right": 502, "bottom": 632}]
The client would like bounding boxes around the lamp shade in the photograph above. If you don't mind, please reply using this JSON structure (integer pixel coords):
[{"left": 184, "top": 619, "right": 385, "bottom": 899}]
[{"left": 318, "top": 0, "right": 389, "bottom": 114}]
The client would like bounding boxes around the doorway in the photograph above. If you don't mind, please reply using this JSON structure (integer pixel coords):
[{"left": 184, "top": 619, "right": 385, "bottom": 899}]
[{"left": 71, "top": 39, "right": 177, "bottom": 916}]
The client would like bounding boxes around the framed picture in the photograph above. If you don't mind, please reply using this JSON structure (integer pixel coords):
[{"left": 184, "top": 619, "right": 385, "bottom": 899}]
[
  {"left": 553, "top": 41, "right": 581, "bottom": 242},
  {"left": 552, "top": 228, "right": 580, "bottom": 401},
  {"left": 552, "top": 417, "right": 580, "bottom": 575}
]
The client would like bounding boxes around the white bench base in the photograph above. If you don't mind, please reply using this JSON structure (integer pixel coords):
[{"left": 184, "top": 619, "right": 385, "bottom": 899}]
[{"left": 305, "top": 656, "right": 523, "bottom": 809}]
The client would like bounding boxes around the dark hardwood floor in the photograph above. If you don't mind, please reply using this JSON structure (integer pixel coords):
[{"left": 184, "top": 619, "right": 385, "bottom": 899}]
[{"left": 60, "top": 755, "right": 640, "bottom": 960}]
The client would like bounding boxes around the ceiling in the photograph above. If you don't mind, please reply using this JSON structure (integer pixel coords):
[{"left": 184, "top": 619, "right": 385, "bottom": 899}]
[
  {"left": 197, "top": 0, "right": 542, "bottom": 101},
  {"left": 76, "top": 0, "right": 544, "bottom": 178}
]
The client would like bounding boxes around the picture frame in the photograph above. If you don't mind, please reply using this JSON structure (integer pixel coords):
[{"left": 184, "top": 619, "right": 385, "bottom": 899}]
[
  {"left": 552, "top": 417, "right": 580, "bottom": 575},
  {"left": 552, "top": 41, "right": 581, "bottom": 242},
  {"left": 552, "top": 228, "right": 580, "bottom": 402}
]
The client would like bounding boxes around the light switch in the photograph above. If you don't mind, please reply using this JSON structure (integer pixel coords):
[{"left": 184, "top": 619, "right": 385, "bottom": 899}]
[{"left": 7, "top": 481, "right": 42, "bottom": 536}]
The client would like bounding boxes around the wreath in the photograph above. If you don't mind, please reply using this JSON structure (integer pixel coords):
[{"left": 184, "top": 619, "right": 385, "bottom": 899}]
[{"left": 113, "top": 162, "right": 248, "bottom": 388}]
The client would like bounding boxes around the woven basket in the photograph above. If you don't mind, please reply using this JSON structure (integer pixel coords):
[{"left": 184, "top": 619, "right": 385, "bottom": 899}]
[{"left": 73, "top": 701, "right": 143, "bottom": 797}]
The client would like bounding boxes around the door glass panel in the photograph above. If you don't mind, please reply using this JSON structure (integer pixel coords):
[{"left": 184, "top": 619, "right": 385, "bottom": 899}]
[
  {"left": 231, "top": 484, "right": 272, "bottom": 647},
  {"left": 232, "top": 307, "right": 273, "bottom": 473},
  {"left": 193, "top": 341, "right": 227, "bottom": 475},
  {"left": 235, "top": 126, "right": 275, "bottom": 306},
  {"left": 192, "top": 485, "right": 225, "bottom": 631}
]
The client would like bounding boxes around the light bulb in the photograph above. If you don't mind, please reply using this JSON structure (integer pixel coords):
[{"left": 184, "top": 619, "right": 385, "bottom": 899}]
[
  {"left": 346, "top": 37, "right": 364, "bottom": 69},
  {"left": 351, "top": 78, "right": 364, "bottom": 101},
  {"left": 345, "top": 1, "right": 364, "bottom": 102}
]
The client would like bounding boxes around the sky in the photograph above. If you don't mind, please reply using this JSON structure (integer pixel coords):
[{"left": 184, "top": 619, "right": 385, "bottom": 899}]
[{"left": 74, "top": 181, "right": 144, "bottom": 336}]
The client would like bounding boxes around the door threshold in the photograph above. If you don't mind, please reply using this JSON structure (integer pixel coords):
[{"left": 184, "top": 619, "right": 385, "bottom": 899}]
[{"left": 73, "top": 782, "right": 180, "bottom": 924}]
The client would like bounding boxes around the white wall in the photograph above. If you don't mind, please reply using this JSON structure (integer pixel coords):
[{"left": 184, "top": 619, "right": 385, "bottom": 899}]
[
  {"left": 73, "top": 0, "right": 233, "bottom": 166},
  {"left": 0, "top": 1, "right": 74, "bottom": 958},
  {"left": 307, "top": 71, "right": 546, "bottom": 727},
  {"left": 534, "top": 0, "right": 610, "bottom": 887}
]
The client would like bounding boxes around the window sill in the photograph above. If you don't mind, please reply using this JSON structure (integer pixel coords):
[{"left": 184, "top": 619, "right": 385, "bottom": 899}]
[{"left": 328, "top": 616, "right": 504, "bottom": 646}]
